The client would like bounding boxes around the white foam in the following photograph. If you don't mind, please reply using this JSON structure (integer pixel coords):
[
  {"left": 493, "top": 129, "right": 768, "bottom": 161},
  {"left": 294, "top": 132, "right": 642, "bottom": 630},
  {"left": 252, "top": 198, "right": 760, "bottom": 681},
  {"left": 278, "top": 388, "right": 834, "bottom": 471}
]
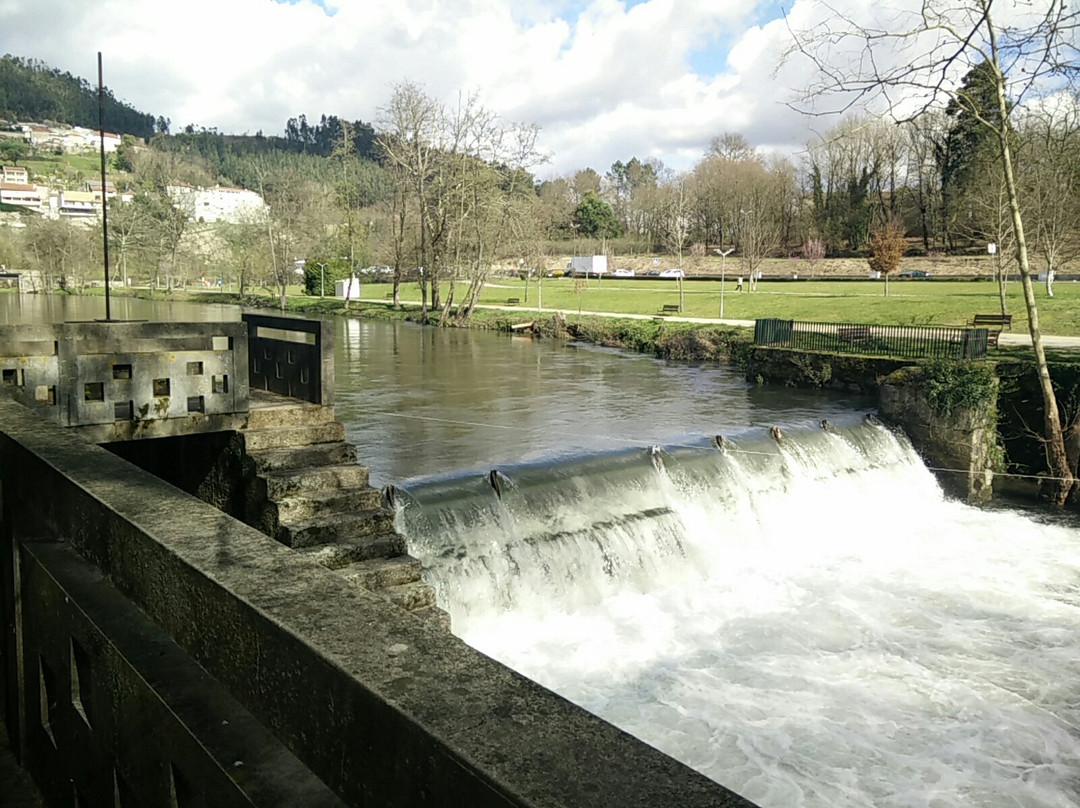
[{"left": 409, "top": 425, "right": 1080, "bottom": 807}]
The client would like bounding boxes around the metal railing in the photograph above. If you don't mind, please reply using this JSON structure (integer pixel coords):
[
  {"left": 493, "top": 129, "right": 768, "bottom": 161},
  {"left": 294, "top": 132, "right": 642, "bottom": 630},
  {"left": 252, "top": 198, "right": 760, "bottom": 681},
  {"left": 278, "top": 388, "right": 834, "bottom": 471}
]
[
  {"left": 243, "top": 314, "right": 334, "bottom": 405},
  {"left": 754, "top": 319, "right": 989, "bottom": 360}
]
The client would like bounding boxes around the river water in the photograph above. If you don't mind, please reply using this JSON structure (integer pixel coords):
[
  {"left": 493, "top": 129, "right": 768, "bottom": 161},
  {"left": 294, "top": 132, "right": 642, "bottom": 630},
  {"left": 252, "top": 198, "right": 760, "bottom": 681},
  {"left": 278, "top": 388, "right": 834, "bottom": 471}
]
[{"left": 5, "top": 294, "right": 1080, "bottom": 807}]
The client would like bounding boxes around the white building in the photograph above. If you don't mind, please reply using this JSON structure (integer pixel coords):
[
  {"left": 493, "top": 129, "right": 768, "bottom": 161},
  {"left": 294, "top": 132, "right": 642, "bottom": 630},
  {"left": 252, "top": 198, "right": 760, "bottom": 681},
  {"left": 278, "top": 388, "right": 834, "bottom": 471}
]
[{"left": 168, "top": 184, "right": 268, "bottom": 224}]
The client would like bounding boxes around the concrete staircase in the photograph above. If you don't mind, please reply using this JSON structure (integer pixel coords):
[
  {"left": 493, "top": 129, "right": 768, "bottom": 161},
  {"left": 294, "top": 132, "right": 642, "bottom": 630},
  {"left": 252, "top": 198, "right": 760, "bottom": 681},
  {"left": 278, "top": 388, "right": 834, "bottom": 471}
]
[{"left": 241, "top": 395, "right": 448, "bottom": 627}]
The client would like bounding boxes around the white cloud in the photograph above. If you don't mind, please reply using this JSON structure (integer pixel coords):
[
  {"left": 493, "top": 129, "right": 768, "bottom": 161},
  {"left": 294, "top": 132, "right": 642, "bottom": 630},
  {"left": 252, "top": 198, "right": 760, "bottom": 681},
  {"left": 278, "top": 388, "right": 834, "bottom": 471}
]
[{"left": 0, "top": 0, "right": 906, "bottom": 176}]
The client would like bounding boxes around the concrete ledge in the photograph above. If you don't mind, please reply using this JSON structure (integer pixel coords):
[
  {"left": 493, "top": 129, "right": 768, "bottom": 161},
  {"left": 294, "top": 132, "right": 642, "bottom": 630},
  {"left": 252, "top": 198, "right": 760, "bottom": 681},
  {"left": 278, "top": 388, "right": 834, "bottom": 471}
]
[{"left": 0, "top": 399, "right": 755, "bottom": 808}]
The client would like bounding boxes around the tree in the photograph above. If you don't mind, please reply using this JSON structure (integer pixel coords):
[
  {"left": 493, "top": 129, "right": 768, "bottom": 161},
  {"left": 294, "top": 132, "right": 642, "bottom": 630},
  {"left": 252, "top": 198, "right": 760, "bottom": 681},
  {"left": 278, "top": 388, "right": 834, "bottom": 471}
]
[
  {"left": 802, "top": 237, "right": 826, "bottom": 278},
  {"left": 789, "top": 0, "right": 1080, "bottom": 503},
  {"left": 867, "top": 220, "right": 906, "bottom": 296},
  {"left": 0, "top": 139, "right": 30, "bottom": 165},
  {"left": 572, "top": 191, "right": 622, "bottom": 239}
]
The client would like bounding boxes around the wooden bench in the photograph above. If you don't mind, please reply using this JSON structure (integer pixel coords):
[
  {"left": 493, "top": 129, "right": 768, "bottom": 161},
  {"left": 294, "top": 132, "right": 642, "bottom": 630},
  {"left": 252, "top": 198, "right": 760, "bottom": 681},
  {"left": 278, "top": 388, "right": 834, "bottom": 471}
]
[
  {"left": 385, "top": 292, "right": 394, "bottom": 299},
  {"left": 659, "top": 304, "right": 681, "bottom": 315},
  {"left": 505, "top": 297, "right": 521, "bottom": 305},
  {"left": 970, "top": 313, "right": 1012, "bottom": 330},
  {"left": 969, "top": 313, "right": 1011, "bottom": 348},
  {"left": 837, "top": 325, "right": 871, "bottom": 345}
]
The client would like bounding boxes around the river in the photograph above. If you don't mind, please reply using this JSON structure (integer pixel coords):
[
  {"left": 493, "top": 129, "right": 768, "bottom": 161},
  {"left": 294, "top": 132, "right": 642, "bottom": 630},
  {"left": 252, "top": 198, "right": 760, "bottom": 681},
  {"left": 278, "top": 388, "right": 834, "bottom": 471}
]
[{"left": 5, "top": 293, "right": 1080, "bottom": 807}]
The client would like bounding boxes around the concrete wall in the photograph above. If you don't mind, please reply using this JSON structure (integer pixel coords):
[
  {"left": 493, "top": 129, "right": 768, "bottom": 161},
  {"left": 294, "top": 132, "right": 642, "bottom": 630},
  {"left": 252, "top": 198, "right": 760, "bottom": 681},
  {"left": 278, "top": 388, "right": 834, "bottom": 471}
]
[
  {"left": 0, "top": 321, "right": 249, "bottom": 442},
  {"left": 0, "top": 398, "right": 756, "bottom": 808}
]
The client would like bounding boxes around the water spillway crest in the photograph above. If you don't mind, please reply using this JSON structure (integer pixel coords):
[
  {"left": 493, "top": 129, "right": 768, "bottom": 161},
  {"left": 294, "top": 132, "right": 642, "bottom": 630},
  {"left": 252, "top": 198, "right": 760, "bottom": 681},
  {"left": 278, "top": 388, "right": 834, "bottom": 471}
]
[{"left": 391, "top": 416, "right": 931, "bottom": 628}]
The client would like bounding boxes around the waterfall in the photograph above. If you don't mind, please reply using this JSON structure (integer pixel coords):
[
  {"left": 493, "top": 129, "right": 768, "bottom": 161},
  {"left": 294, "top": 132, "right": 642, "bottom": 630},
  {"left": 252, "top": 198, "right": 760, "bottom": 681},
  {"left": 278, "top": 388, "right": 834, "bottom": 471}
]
[{"left": 392, "top": 417, "right": 1080, "bottom": 808}]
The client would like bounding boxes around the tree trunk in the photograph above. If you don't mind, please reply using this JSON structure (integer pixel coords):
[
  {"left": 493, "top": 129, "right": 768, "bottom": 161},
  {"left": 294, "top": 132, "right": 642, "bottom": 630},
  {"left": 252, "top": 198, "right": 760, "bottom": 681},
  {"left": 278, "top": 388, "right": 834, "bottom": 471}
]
[{"left": 990, "top": 44, "right": 1073, "bottom": 504}]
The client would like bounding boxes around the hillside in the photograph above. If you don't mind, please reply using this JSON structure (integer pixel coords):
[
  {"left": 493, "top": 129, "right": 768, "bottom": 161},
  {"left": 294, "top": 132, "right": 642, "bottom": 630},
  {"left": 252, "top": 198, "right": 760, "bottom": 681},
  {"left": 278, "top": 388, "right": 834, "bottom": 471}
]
[{"left": 0, "top": 54, "right": 158, "bottom": 138}]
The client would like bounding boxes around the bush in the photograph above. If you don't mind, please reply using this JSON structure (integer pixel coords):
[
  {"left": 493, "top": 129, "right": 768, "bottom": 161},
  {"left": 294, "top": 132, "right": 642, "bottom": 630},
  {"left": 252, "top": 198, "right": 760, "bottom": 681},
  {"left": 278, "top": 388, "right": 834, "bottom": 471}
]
[{"left": 923, "top": 360, "right": 998, "bottom": 416}]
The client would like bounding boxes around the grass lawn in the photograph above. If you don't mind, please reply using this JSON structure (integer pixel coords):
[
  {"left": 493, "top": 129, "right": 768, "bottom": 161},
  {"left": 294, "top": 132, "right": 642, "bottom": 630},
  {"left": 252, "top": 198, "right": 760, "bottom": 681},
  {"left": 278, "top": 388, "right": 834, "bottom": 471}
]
[{"left": 458, "top": 277, "right": 1080, "bottom": 336}]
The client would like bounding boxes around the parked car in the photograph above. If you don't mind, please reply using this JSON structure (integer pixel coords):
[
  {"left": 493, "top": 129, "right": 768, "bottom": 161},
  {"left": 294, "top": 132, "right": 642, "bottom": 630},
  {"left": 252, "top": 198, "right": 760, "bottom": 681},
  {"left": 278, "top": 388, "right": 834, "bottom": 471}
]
[
  {"left": 646, "top": 269, "right": 661, "bottom": 277},
  {"left": 612, "top": 268, "right": 635, "bottom": 278},
  {"left": 658, "top": 268, "right": 685, "bottom": 279},
  {"left": 898, "top": 270, "right": 931, "bottom": 278}
]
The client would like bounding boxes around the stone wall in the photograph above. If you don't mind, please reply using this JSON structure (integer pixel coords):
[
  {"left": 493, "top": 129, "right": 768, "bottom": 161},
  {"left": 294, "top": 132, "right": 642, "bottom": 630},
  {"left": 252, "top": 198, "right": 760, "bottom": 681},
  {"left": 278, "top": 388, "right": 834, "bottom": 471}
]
[{"left": 878, "top": 366, "right": 998, "bottom": 502}]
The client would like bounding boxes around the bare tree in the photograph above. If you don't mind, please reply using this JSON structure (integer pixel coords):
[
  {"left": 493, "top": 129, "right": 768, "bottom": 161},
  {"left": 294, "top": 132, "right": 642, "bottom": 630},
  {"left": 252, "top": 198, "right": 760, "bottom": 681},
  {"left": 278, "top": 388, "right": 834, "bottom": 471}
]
[
  {"left": 802, "top": 237, "right": 826, "bottom": 278},
  {"left": 788, "top": 0, "right": 1080, "bottom": 503},
  {"left": 1018, "top": 95, "right": 1080, "bottom": 298}
]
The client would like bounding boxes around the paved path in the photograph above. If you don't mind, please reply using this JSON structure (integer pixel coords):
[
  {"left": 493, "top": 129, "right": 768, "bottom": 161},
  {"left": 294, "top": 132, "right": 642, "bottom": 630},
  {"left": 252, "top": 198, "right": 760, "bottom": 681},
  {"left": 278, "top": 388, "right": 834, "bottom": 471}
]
[{"left": 359, "top": 298, "right": 1080, "bottom": 350}]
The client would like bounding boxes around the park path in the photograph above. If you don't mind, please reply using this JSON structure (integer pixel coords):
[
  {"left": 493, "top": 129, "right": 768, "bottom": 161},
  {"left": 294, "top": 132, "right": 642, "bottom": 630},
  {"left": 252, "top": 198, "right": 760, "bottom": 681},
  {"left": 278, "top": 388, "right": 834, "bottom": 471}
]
[{"left": 356, "top": 298, "right": 1080, "bottom": 350}]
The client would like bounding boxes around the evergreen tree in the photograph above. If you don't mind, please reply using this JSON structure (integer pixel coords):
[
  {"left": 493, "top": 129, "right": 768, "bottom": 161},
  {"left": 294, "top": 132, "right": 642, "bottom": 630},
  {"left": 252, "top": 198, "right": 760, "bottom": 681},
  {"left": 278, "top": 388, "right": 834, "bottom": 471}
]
[{"left": 572, "top": 190, "right": 622, "bottom": 238}]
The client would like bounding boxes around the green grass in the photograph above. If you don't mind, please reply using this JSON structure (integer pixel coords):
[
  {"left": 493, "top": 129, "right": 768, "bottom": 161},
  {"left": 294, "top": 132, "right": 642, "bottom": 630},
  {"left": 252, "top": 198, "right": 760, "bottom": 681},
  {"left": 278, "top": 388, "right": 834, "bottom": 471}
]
[{"left": 459, "top": 277, "right": 1080, "bottom": 336}]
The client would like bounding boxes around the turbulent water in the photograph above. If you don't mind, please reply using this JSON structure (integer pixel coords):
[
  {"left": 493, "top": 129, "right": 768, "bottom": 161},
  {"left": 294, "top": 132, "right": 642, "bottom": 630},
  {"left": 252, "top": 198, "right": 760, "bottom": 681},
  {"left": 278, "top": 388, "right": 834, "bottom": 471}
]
[{"left": 396, "top": 417, "right": 1080, "bottom": 808}]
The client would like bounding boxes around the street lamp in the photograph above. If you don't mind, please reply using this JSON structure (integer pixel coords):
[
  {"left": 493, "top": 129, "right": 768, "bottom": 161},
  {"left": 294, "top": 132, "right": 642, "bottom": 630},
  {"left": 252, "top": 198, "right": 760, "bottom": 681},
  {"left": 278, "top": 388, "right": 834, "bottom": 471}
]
[
  {"left": 314, "top": 262, "right": 328, "bottom": 297},
  {"left": 715, "top": 248, "right": 735, "bottom": 318}
]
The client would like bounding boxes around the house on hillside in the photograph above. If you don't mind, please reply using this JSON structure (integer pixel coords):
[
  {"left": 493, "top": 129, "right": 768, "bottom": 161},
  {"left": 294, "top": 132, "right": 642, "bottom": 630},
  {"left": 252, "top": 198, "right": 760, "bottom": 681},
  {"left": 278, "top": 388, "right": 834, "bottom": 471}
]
[
  {"left": 57, "top": 190, "right": 98, "bottom": 217},
  {"left": 167, "top": 184, "right": 268, "bottom": 223},
  {"left": 86, "top": 179, "right": 117, "bottom": 202},
  {"left": 0, "top": 183, "right": 43, "bottom": 211},
  {"left": 1, "top": 166, "right": 29, "bottom": 184}
]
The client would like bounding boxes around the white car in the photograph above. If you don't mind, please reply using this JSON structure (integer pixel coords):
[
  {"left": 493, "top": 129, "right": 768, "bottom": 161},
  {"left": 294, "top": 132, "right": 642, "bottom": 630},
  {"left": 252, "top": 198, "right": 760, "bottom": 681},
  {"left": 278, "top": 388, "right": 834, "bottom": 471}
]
[
  {"left": 612, "top": 269, "right": 635, "bottom": 278},
  {"left": 658, "top": 268, "right": 685, "bottom": 279}
]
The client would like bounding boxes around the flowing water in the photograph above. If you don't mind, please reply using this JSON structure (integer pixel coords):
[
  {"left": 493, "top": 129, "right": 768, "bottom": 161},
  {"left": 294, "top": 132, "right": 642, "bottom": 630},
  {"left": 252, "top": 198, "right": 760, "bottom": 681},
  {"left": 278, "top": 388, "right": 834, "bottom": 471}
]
[{"left": 6, "top": 295, "right": 1080, "bottom": 806}]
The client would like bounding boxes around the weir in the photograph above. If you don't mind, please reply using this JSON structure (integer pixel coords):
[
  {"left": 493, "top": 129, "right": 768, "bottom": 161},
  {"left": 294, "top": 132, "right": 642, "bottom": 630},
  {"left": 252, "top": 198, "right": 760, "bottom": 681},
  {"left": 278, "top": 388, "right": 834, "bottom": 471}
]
[{"left": 393, "top": 418, "right": 1080, "bottom": 807}]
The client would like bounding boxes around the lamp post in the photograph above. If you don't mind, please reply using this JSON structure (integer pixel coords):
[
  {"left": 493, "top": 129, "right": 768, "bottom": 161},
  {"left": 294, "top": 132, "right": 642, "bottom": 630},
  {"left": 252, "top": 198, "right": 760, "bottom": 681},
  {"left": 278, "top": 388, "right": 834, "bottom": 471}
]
[
  {"left": 715, "top": 248, "right": 735, "bottom": 318},
  {"left": 314, "top": 262, "right": 328, "bottom": 297}
]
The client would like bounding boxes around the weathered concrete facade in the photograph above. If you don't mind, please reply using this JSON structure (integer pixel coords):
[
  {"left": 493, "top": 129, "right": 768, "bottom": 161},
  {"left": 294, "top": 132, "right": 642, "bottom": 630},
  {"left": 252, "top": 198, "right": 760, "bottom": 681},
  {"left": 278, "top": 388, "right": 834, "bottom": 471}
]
[
  {"left": 0, "top": 397, "right": 757, "bottom": 807},
  {"left": 0, "top": 320, "right": 249, "bottom": 443}
]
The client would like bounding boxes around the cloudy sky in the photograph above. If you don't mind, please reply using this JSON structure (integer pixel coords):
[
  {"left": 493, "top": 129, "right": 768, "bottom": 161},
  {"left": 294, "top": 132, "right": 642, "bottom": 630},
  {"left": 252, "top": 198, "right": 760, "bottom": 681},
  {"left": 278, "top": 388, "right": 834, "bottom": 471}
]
[{"left": 2, "top": 0, "right": 909, "bottom": 177}]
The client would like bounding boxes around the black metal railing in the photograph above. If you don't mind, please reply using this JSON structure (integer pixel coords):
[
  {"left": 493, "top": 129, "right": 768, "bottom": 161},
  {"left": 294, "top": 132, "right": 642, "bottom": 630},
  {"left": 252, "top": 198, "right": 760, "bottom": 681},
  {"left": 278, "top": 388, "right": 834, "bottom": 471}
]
[
  {"left": 754, "top": 318, "right": 989, "bottom": 360},
  {"left": 243, "top": 314, "right": 334, "bottom": 405}
]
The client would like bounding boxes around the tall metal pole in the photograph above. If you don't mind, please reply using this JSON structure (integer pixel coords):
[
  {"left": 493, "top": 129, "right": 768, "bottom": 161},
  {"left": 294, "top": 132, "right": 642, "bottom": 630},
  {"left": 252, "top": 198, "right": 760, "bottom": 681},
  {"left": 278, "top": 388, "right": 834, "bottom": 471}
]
[{"left": 97, "top": 52, "right": 112, "bottom": 321}]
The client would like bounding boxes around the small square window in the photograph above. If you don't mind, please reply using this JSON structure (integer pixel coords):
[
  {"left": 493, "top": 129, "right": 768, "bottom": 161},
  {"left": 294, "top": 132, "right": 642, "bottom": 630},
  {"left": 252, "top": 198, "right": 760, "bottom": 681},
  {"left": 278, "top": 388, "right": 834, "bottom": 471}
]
[
  {"left": 153, "top": 378, "right": 170, "bottom": 397},
  {"left": 186, "top": 396, "right": 204, "bottom": 413},
  {"left": 35, "top": 386, "right": 55, "bottom": 405},
  {"left": 112, "top": 364, "right": 132, "bottom": 380},
  {"left": 186, "top": 361, "right": 203, "bottom": 376},
  {"left": 212, "top": 336, "right": 230, "bottom": 351},
  {"left": 2, "top": 368, "right": 23, "bottom": 388},
  {"left": 114, "top": 401, "right": 133, "bottom": 421},
  {"left": 212, "top": 375, "right": 228, "bottom": 394},
  {"left": 84, "top": 382, "right": 105, "bottom": 402}
]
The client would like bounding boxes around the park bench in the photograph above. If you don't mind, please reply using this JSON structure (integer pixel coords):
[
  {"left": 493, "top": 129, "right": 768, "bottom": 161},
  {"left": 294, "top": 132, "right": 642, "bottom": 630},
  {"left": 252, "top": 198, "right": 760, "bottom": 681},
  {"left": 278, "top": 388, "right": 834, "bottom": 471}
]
[
  {"left": 969, "top": 313, "right": 1011, "bottom": 348},
  {"left": 505, "top": 297, "right": 521, "bottom": 305},
  {"left": 837, "top": 325, "right": 871, "bottom": 346},
  {"left": 659, "top": 304, "right": 681, "bottom": 315},
  {"left": 385, "top": 292, "right": 394, "bottom": 299}
]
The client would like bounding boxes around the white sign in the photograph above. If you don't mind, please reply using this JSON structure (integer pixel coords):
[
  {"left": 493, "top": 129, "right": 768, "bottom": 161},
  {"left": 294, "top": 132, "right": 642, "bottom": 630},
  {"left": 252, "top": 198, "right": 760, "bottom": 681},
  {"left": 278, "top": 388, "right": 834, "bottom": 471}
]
[{"left": 988, "top": 243, "right": 997, "bottom": 255}]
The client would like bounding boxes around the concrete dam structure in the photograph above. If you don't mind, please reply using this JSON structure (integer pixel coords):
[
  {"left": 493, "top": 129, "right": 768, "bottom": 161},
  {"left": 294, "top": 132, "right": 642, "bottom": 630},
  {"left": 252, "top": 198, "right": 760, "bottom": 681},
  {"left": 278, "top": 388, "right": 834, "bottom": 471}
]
[{"left": 0, "top": 313, "right": 753, "bottom": 807}]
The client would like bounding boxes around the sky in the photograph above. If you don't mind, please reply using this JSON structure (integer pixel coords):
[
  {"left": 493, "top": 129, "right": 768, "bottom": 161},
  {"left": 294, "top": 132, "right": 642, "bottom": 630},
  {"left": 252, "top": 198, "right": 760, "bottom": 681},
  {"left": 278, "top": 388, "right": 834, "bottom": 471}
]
[{"left": 0, "top": 0, "right": 972, "bottom": 178}]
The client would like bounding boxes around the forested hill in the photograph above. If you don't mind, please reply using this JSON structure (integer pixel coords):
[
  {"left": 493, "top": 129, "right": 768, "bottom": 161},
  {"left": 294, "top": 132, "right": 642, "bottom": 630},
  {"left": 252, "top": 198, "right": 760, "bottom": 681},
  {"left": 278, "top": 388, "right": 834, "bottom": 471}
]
[{"left": 0, "top": 55, "right": 159, "bottom": 137}]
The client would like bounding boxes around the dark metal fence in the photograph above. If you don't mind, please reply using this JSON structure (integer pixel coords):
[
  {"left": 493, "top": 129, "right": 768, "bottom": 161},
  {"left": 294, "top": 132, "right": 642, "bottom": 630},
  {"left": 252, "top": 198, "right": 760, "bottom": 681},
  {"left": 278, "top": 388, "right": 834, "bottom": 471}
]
[
  {"left": 754, "top": 319, "right": 989, "bottom": 360},
  {"left": 243, "top": 314, "right": 334, "bottom": 405}
]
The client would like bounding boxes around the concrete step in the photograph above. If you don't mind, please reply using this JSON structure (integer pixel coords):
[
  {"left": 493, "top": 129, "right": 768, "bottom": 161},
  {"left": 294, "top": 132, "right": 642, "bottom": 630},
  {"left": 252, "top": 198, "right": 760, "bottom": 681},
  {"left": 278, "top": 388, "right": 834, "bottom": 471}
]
[
  {"left": 296, "top": 534, "right": 407, "bottom": 566},
  {"left": 246, "top": 403, "right": 335, "bottom": 431},
  {"left": 249, "top": 442, "right": 355, "bottom": 473},
  {"left": 279, "top": 510, "right": 398, "bottom": 548},
  {"left": 274, "top": 487, "right": 385, "bottom": 525},
  {"left": 338, "top": 555, "right": 424, "bottom": 585},
  {"left": 242, "top": 421, "right": 346, "bottom": 451},
  {"left": 264, "top": 464, "right": 370, "bottom": 499},
  {"left": 381, "top": 580, "right": 437, "bottom": 612}
]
